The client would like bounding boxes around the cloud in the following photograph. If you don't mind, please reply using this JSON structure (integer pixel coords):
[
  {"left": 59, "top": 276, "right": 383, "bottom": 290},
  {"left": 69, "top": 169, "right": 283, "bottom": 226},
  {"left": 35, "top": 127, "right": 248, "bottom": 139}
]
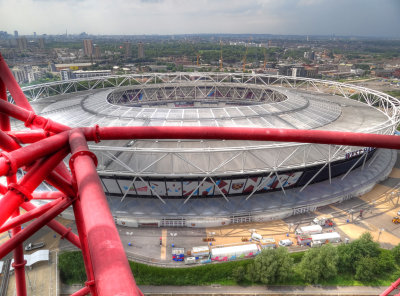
[{"left": 0, "top": 0, "right": 398, "bottom": 37}]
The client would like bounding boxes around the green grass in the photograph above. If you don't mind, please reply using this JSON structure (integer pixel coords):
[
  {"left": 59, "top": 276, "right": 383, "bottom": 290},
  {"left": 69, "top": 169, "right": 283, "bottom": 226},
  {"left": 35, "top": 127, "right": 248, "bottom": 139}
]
[
  {"left": 387, "top": 90, "right": 400, "bottom": 98},
  {"left": 58, "top": 250, "right": 399, "bottom": 286}
]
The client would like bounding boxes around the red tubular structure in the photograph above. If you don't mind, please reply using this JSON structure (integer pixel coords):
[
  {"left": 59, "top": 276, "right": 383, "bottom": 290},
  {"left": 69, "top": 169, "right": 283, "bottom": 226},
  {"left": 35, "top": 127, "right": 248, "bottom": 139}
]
[
  {"left": 69, "top": 129, "right": 142, "bottom": 296},
  {"left": 0, "top": 52, "right": 399, "bottom": 295}
]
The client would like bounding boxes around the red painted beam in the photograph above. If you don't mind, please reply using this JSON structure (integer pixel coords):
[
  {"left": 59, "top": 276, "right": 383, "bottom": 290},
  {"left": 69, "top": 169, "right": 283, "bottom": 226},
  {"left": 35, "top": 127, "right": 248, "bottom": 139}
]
[
  {"left": 70, "top": 286, "right": 90, "bottom": 296},
  {"left": 21, "top": 202, "right": 81, "bottom": 249},
  {"left": 0, "top": 198, "right": 63, "bottom": 234},
  {"left": 69, "top": 129, "right": 142, "bottom": 296},
  {"left": 80, "top": 126, "right": 400, "bottom": 150},
  {"left": 0, "top": 54, "right": 33, "bottom": 112},
  {"left": 32, "top": 191, "right": 66, "bottom": 200},
  {"left": 0, "top": 196, "right": 73, "bottom": 259},
  {"left": 0, "top": 132, "right": 69, "bottom": 177},
  {"left": 0, "top": 148, "right": 69, "bottom": 228}
]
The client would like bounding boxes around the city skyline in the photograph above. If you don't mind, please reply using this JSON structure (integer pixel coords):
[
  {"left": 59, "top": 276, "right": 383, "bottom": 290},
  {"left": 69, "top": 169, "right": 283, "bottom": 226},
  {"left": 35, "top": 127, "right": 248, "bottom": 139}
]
[{"left": 0, "top": 0, "right": 399, "bottom": 37}]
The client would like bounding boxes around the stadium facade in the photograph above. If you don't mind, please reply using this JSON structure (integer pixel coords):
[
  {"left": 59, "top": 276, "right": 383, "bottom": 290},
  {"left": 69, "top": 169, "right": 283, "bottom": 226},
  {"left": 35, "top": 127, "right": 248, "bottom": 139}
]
[{"left": 19, "top": 73, "right": 400, "bottom": 227}]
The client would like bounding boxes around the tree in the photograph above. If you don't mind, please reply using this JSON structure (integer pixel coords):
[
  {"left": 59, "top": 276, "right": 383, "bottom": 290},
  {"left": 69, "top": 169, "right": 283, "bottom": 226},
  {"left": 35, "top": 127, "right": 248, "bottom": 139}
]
[
  {"left": 232, "top": 266, "right": 246, "bottom": 283},
  {"left": 248, "top": 247, "right": 294, "bottom": 284},
  {"left": 355, "top": 256, "right": 379, "bottom": 282},
  {"left": 378, "top": 250, "right": 395, "bottom": 272},
  {"left": 391, "top": 243, "right": 400, "bottom": 264},
  {"left": 337, "top": 232, "right": 380, "bottom": 273},
  {"left": 298, "top": 244, "right": 338, "bottom": 284}
]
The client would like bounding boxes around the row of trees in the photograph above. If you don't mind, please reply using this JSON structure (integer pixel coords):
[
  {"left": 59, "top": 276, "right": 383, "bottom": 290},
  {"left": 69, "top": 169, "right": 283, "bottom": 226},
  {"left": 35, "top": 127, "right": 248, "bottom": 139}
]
[{"left": 233, "top": 232, "right": 400, "bottom": 284}]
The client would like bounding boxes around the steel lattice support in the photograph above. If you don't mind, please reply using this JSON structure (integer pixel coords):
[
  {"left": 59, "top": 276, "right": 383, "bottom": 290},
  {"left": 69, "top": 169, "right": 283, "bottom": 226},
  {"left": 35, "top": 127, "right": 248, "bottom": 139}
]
[{"left": 0, "top": 52, "right": 399, "bottom": 296}]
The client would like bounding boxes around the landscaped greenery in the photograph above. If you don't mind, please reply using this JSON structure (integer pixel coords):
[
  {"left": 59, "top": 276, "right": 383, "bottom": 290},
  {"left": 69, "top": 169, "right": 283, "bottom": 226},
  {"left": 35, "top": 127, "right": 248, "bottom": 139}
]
[{"left": 59, "top": 232, "right": 400, "bottom": 286}]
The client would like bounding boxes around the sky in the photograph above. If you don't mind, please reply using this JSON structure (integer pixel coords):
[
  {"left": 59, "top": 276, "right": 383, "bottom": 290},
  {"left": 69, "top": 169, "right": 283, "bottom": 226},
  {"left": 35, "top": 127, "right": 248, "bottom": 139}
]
[{"left": 0, "top": 0, "right": 399, "bottom": 37}]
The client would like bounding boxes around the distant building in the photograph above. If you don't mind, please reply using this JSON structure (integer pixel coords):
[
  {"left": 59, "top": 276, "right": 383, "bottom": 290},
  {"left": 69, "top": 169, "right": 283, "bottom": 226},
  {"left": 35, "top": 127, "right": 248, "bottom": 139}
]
[
  {"left": 55, "top": 63, "right": 93, "bottom": 71},
  {"left": 27, "top": 66, "right": 44, "bottom": 83},
  {"left": 11, "top": 67, "right": 28, "bottom": 84},
  {"left": 124, "top": 42, "right": 132, "bottom": 57},
  {"left": 73, "top": 70, "right": 111, "bottom": 79},
  {"left": 60, "top": 69, "right": 74, "bottom": 81},
  {"left": 14, "top": 30, "right": 18, "bottom": 38},
  {"left": 33, "top": 32, "right": 36, "bottom": 38},
  {"left": 338, "top": 63, "right": 354, "bottom": 72},
  {"left": 94, "top": 45, "right": 101, "bottom": 59},
  {"left": 60, "top": 69, "right": 112, "bottom": 81},
  {"left": 138, "top": 42, "right": 144, "bottom": 59},
  {"left": 38, "top": 38, "right": 45, "bottom": 50},
  {"left": 16, "top": 37, "right": 27, "bottom": 51},
  {"left": 83, "top": 39, "right": 93, "bottom": 57},
  {"left": 304, "top": 51, "right": 315, "bottom": 61}
]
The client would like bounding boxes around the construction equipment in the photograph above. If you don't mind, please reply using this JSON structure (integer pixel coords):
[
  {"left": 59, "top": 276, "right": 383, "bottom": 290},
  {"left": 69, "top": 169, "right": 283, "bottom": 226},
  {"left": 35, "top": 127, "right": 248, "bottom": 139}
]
[
  {"left": 219, "top": 40, "right": 223, "bottom": 70},
  {"left": 242, "top": 37, "right": 252, "bottom": 72},
  {"left": 392, "top": 216, "right": 400, "bottom": 224},
  {"left": 263, "top": 47, "right": 267, "bottom": 70},
  {"left": 242, "top": 44, "right": 248, "bottom": 72}
]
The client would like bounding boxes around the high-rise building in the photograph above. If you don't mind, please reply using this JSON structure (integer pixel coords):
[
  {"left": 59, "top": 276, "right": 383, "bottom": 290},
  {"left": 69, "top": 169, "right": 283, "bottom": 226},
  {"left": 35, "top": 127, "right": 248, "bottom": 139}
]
[
  {"left": 38, "top": 38, "right": 45, "bottom": 50},
  {"left": 16, "top": 37, "right": 27, "bottom": 51},
  {"left": 124, "top": 42, "right": 132, "bottom": 57},
  {"left": 94, "top": 45, "right": 101, "bottom": 59},
  {"left": 14, "top": 30, "right": 18, "bottom": 38},
  {"left": 138, "top": 42, "right": 144, "bottom": 59},
  {"left": 83, "top": 39, "right": 93, "bottom": 57},
  {"left": 33, "top": 32, "right": 37, "bottom": 38}
]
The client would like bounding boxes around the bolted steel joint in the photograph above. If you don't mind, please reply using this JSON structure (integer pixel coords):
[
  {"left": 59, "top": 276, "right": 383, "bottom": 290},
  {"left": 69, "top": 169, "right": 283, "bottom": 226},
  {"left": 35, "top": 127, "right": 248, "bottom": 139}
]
[
  {"left": 0, "top": 151, "right": 18, "bottom": 176},
  {"left": 8, "top": 183, "right": 33, "bottom": 202}
]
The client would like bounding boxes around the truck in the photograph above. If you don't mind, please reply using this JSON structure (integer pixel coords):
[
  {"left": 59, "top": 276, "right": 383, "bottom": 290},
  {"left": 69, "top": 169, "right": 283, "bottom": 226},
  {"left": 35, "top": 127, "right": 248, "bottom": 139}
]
[
  {"left": 259, "top": 238, "right": 276, "bottom": 249},
  {"left": 24, "top": 242, "right": 45, "bottom": 251},
  {"left": 310, "top": 232, "right": 341, "bottom": 247},
  {"left": 312, "top": 217, "right": 334, "bottom": 227},
  {"left": 172, "top": 247, "right": 185, "bottom": 261},
  {"left": 295, "top": 225, "right": 323, "bottom": 236}
]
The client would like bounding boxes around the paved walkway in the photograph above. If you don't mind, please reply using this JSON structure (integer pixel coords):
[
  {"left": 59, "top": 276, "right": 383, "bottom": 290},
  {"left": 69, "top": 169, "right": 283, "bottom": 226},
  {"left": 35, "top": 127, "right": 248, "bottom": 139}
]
[{"left": 61, "top": 284, "right": 390, "bottom": 295}]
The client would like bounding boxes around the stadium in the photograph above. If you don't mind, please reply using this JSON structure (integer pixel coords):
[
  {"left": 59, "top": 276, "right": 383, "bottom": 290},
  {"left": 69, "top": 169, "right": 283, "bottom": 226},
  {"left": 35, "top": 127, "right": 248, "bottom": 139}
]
[{"left": 18, "top": 72, "right": 400, "bottom": 227}]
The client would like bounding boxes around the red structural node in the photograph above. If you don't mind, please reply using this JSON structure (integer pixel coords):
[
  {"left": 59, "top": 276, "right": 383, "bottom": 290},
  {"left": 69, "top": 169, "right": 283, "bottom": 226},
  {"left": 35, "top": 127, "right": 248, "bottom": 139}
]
[{"left": 0, "top": 52, "right": 398, "bottom": 296}]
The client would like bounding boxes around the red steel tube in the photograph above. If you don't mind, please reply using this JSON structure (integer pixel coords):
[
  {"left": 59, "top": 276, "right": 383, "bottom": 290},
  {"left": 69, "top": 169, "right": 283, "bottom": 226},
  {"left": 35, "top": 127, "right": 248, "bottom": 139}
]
[
  {"left": 72, "top": 197, "right": 96, "bottom": 296},
  {"left": 0, "top": 131, "right": 69, "bottom": 177},
  {"left": 21, "top": 202, "right": 81, "bottom": 249},
  {"left": 380, "top": 277, "right": 400, "bottom": 296},
  {"left": 11, "top": 209, "right": 27, "bottom": 296},
  {"left": 0, "top": 148, "right": 69, "bottom": 228},
  {"left": 0, "top": 197, "right": 73, "bottom": 259},
  {"left": 8, "top": 173, "right": 27, "bottom": 296},
  {"left": 32, "top": 191, "right": 66, "bottom": 200},
  {"left": 0, "top": 78, "right": 10, "bottom": 131},
  {"left": 7, "top": 130, "right": 49, "bottom": 144},
  {"left": 70, "top": 286, "right": 90, "bottom": 296},
  {"left": 0, "top": 53, "right": 33, "bottom": 112},
  {"left": 0, "top": 130, "right": 20, "bottom": 152},
  {"left": 0, "top": 198, "right": 63, "bottom": 234},
  {"left": 80, "top": 126, "right": 400, "bottom": 150},
  {"left": 0, "top": 98, "right": 69, "bottom": 132},
  {"left": 69, "top": 129, "right": 142, "bottom": 296}
]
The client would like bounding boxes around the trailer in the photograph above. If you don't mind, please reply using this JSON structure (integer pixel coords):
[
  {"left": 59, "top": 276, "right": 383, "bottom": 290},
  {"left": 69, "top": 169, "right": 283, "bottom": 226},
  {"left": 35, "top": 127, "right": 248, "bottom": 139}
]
[
  {"left": 259, "top": 238, "right": 276, "bottom": 249},
  {"left": 296, "top": 234, "right": 312, "bottom": 246},
  {"left": 191, "top": 246, "right": 210, "bottom": 258},
  {"left": 295, "top": 225, "right": 323, "bottom": 235},
  {"left": 211, "top": 244, "right": 259, "bottom": 261},
  {"left": 311, "top": 232, "right": 341, "bottom": 247}
]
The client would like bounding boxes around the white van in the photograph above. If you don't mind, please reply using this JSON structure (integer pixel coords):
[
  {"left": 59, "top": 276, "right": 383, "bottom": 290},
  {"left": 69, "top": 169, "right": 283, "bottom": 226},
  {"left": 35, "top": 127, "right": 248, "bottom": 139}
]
[{"left": 251, "top": 232, "right": 263, "bottom": 241}]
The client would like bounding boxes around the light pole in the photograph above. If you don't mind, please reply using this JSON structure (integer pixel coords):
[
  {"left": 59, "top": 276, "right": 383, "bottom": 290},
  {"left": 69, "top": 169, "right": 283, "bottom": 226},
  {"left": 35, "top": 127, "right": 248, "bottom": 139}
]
[{"left": 378, "top": 228, "right": 384, "bottom": 242}]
